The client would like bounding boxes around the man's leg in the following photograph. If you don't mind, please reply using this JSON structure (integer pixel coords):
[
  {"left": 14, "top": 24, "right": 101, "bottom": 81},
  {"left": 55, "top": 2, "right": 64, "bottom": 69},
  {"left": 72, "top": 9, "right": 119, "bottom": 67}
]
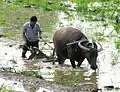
[
  {"left": 28, "top": 40, "right": 39, "bottom": 59},
  {"left": 22, "top": 45, "right": 27, "bottom": 58},
  {"left": 22, "top": 50, "right": 27, "bottom": 58},
  {"left": 22, "top": 40, "right": 30, "bottom": 58},
  {"left": 32, "top": 40, "right": 39, "bottom": 48}
]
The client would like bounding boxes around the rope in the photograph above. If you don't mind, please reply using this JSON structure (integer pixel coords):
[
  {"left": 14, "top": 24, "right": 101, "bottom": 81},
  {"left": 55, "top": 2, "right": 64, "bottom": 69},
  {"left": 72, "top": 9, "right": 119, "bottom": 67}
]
[{"left": 40, "top": 37, "right": 54, "bottom": 50}]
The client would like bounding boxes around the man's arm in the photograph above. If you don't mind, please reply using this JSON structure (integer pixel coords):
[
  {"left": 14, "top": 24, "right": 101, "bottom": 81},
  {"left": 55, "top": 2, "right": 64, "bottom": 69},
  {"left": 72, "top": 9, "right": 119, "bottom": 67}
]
[
  {"left": 37, "top": 23, "right": 42, "bottom": 38},
  {"left": 39, "top": 28, "right": 42, "bottom": 35}
]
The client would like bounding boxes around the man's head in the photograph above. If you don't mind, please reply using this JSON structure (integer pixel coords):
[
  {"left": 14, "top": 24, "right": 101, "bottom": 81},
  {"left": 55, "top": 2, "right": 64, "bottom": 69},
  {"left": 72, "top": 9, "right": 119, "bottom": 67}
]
[{"left": 30, "top": 16, "right": 37, "bottom": 26}]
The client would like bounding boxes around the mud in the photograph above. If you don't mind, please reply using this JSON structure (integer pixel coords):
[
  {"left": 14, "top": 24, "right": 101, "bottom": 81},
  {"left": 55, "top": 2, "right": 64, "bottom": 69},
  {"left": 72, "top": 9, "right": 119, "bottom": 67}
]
[
  {"left": 1, "top": 28, "right": 120, "bottom": 92},
  {"left": 0, "top": 70, "right": 97, "bottom": 92},
  {"left": 0, "top": 37, "right": 98, "bottom": 92}
]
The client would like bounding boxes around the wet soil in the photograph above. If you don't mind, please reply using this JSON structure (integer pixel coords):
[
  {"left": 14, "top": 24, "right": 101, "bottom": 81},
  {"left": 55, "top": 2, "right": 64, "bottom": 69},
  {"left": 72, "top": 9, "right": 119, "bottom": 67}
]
[
  {"left": 1, "top": 35, "right": 120, "bottom": 92},
  {"left": 0, "top": 37, "right": 98, "bottom": 92},
  {"left": 0, "top": 70, "right": 97, "bottom": 92}
]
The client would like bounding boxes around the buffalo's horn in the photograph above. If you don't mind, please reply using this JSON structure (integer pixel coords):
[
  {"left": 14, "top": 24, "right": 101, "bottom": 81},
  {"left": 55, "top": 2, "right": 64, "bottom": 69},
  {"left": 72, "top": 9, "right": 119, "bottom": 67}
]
[
  {"left": 93, "top": 41, "right": 103, "bottom": 52},
  {"left": 96, "top": 42, "right": 103, "bottom": 52},
  {"left": 92, "top": 39, "right": 103, "bottom": 52},
  {"left": 78, "top": 40, "right": 90, "bottom": 51},
  {"left": 67, "top": 41, "right": 80, "bottom": 46},
  {"left": 92, "top": 39, "right": 96, "bottom": 48},
  {"left": 92, "top": 42, "right": 94, "bottom": 48}
]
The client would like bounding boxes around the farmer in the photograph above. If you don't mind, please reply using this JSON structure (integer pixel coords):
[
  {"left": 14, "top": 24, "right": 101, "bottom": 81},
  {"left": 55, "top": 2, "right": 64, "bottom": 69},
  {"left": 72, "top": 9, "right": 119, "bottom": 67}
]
[{"left": 22, "top": 16, "right": 42, "bottom": 58}]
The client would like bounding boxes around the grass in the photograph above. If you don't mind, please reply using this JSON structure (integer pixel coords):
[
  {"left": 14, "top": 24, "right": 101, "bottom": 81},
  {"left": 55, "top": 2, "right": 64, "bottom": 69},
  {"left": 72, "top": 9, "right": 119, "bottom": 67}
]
[
  {"left": 1, "top": 0, "right": 120, "bottom": 29},
  {"left": 0, "top": 0, "right": 58, "bottom": 40},
  {"left": 0, "top": 84, "right": 14, "bottom": 92},
  {"left": 20, "top": 70, "right": 43, "bottom": 79}
]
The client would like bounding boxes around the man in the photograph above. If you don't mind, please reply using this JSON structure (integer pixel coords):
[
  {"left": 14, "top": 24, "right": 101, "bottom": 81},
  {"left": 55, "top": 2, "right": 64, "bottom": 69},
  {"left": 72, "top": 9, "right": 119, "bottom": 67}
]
[{"left": 22, "top": 16, "right": 42, "bottom": 58}]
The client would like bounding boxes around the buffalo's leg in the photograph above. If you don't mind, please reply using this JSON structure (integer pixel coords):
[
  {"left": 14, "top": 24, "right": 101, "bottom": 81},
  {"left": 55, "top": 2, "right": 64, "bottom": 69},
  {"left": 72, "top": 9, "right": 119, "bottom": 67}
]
[
  {"left": 70, "top": 59, "right": 76, "bottom": 68},
  {"left": 67, "top": 45, "right": 76, "bottom": 68},
  {"left": 77, "top": 59, "right": 85, "bottom": 67},
  {"left": 56, "top": 49, "right": 64, "bottom": 65},
  {"left": 57, "top": 55, "right": 64, "bottom": 65}
]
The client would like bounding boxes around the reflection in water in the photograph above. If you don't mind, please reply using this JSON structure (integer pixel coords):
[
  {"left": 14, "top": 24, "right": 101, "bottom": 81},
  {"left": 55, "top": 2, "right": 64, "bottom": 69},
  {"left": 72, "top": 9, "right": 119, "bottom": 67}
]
[
  {"left": 36, "top": 87, "right": 53, "bottom": 92},
  {"left": 39, "top": 62, "right": 55, "bottom": 81},
  {"left": 97, "top": 41, "right": 120, "bottom": 92},
  {"left": 54, "top": 68, "right": 97, "bottom": 88}
]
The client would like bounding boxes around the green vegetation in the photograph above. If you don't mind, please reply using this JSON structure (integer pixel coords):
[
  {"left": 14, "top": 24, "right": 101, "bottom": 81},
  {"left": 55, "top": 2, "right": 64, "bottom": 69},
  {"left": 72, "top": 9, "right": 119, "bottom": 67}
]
[
  {"left": 0, "top": 0, "right": 57, "bottom": 40},
  {"left": 76, "top": 0, "right": 120, "bottom": 21},
  {"left": 115, "top": 38, "right": 120, "bottom": 51},
  {"left": 0, "top": 84, "right": 14, "bottom": 92},
  {"left": 1, "top": 0, "right": 120, "bottom": 39},
  {"left": 20, "top": 70, "right": 43, "bottom": 79},
  {"left": 2, "top": 30, "right": 18, "bottom": 39}
]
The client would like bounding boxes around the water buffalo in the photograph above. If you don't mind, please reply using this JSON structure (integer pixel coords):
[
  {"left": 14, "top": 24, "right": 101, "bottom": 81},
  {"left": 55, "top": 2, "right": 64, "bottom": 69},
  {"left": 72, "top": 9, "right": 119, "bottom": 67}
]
[{"left": 53, "top": 27, "right": 102, "bottom": 70}]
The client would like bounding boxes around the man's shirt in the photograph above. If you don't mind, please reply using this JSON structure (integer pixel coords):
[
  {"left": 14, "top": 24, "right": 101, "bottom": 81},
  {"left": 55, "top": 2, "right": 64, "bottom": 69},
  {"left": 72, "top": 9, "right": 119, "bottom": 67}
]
[{"left": 23, "top": 22, "right": 41, "bottom": 42}]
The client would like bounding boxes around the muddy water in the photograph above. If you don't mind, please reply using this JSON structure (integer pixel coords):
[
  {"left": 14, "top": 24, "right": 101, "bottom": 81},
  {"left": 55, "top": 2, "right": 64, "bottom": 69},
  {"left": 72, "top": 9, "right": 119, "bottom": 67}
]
[
  {"left": 0, "top": 34, "right": 120, "bottom": 92},
  {"left": 0, "top": 37, "right": 97, "bottom": 92},
  {"left": 0, "top": 38, "right": 55, "bottom": 92},
  {"left": 54, "top": 11, "right": 120, "bottom": 92}
]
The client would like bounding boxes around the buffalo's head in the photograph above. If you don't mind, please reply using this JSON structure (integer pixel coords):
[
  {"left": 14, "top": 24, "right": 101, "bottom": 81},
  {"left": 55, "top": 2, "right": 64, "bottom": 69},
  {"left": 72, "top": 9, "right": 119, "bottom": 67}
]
[{"left": 78, "top": 40, "right": 102, "bottom": 70}]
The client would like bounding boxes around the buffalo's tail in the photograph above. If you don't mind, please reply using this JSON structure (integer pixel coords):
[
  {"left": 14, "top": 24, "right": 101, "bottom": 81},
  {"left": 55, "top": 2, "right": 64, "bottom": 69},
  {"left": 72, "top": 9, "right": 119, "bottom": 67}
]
[{"left": 52, "top": 48, "right": 55, "bottom": 65}]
